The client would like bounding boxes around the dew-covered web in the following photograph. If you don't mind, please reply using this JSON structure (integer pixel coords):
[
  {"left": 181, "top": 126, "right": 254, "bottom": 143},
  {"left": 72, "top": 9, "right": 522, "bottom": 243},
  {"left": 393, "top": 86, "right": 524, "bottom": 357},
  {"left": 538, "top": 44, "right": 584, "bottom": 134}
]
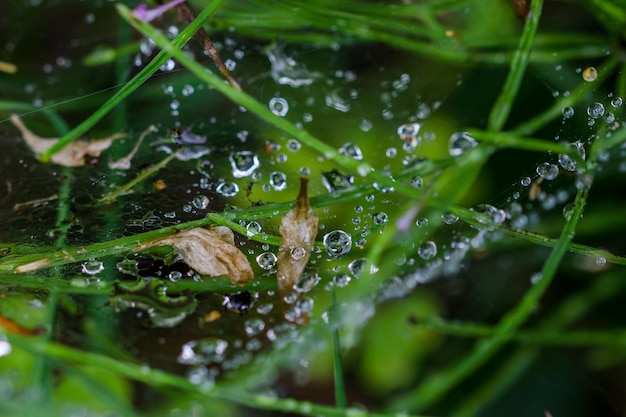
[{"left": 1, "top": 1, "right": 626, "bottom": 415}]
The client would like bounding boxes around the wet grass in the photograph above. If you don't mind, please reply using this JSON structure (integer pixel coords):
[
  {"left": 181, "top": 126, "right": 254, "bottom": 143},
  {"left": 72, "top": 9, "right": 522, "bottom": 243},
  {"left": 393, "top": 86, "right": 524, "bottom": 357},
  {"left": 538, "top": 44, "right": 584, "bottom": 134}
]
[{"left": 1, "top": 0, "right": 626, "bottom": 416}]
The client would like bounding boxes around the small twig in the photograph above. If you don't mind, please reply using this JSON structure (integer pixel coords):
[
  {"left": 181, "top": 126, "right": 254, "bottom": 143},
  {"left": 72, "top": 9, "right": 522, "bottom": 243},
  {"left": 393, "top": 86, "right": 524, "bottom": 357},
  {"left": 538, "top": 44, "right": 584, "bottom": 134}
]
[
  {"left": 176, "top": 1, "right": 242, "bottom": 91},
  {"left": 108, "top": 124, "right": 157, "bottom": 170},
  {"left": 14, "top": 194, "right": 60, "bottom": 211}
]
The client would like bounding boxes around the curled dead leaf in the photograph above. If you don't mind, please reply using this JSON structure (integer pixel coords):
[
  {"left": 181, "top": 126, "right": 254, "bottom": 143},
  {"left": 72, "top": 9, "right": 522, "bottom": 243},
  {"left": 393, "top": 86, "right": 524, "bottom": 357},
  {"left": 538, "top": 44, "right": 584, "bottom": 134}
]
[
  {"left": 10, "top": 114, "right": 125, "bottom": 167},
  {"left": 136, "top": 226, "right": 254, "bottom": 286},
  {"left": 276, "top": 178, "right": 319, "bottom": 302}
]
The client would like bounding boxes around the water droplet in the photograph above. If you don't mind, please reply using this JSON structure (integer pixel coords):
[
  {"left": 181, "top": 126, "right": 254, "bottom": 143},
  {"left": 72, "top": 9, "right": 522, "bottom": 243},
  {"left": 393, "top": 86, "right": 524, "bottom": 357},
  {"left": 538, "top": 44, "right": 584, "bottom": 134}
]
[
  {"left": 178, "top": 338, "right": 228, "bottom": 365},
  {"left": 530, "top": 272, "right": 543, "bottom": 285},
  {"left": 416, "top": 217, "right": 429, "bottom": 228},
  {"left": 442, "top": 212, "right": 459, "bottom": 224},
  {"left": 386, "top": 147, "right": 397, "bottom": 158},
  {"left": 418, "top": 241, "right": 437, "bottom": 260},
  {"left": 397, "top": 123, "right": 421, "bottom": 140},
  {"left": 229, "top": 151, "right": 260, "bottom": 178},
  {"left": 160, "top": 58, "right": 176, "bottom": 72},
  {"left": 322, "top": 169, "right": 354, "bottom": 192},
  {"left": 360, "top": 118, "right": 373, "bottom": 132},
  {"left": 339, "top": 142, "right": 363, "bottom": 160},
  {"left": 286, "top": 139, "right": 301, "bottom": 152},
  {"left": 333, "top": 273, "right": 351, "bottom": 287},
  {"left": 357, "top": 163, "right": 373, "bottom": 177},
  {"left": 168, "top": 271, "right": 183, "bottom": 282},
  {"left": 192, "top": 195, "right": 210, "bottom": 209},
  {"left": 449, "top": 132, "right": 477, "bottom": 156},
  {"left": 256, "top": 252, "right": 277, "bottom": 270},
  {"left": 562, "top": 203, "right": 576, "bottom": 220},
  {"left": 244, "top": 318, "right": 265, "bottom": 337},
  {"left": 587, "top": 102, "right": 605, "bottom": 119},
  {"left": 348, "top": 258, "right": 378, "bottom": 277},
  {"left": 290, "top": 247, "right": 307, "bottom": 260},
  {"left": 246, "top": 221, "right": 262, "bottom": 236},
  {"left": 269, "top": 97, "right": 289, "bottom": 116},
  {"left": 325, "top": 92, "right": 350, "bottom": 112},
  {"left": 582, "top": 66, "right": 597, "bottom": 82},
  {"left": 562, "top": 107, "right": 574, "bottom": 118},
  {"left": 372, "top": 212, "right": 389, "bottom": 225},
  {"left": 536, "top": 162, "right": 559, "bottom": 180},
  {"left": 0, "top": 335, "right": 11, "bottom": 357},
  {"left": 521, "top": 176, "right": 532, "bottom": 187},
  {"left": 216, "top": 181, "right": 239, "bottom": 197},
  {"left": 269, "top": 171, "right": 287, "bottom": 191},
  {"left": 294, "top": 273, "right": 320, "bottom": 293},
  {"left": 266, "top": 42, "right": 316, "bottom": 87},
  {"left": 411, "top": 176, "right": 423, "bottom": 188},
  {"left": 82, "top": 260, "right": 104, "bottom": 275},
  {"left": 323, "top": 230, "right": 352, "bottom": 258},
  {"left": 182, "top": 84, "right": 195, "bottom": 96},
  {"left": 611, "top": 97, "right": 622, "bottom": 107},
  {"left": 256, "top": 303, "right": 273, "bottom": 315},
  {"left": 474, "top": 204, "right": 507, "bottom": 225}
]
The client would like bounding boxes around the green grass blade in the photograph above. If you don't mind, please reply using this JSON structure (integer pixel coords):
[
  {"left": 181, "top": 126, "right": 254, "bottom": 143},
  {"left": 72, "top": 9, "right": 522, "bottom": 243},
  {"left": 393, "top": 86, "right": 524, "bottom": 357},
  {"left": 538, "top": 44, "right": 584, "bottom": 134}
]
[
  {"left": 390, "top": 162, "right": 593, "bottom": 412},
  {"left": 487, "top": 0, "right": 543, "bottom": 132},
  {"left": 331, "top": 289, "right": 347, "bottom": 409},
  {"left": 39, "top": 0, "right": 228, "bottom": 163}
]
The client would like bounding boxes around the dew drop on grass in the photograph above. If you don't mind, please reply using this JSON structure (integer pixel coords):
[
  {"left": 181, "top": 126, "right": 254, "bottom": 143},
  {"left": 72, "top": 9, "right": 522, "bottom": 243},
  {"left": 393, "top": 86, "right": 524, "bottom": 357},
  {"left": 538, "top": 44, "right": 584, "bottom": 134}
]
[
  {"left": 256, "top": 252, "right": 277, "bottom": 270},
  {"left": 536, "top": 162, "right": 559, "bottom": 180},
  {"left": 562, "top": 107, "right": 574, "bottom": 118},
  {"left": 269, "top": 171, "right": 287, "bottom": 190},
  {"left": 562, "top": 203, "right": 576, "bottom": 220},
  {"left": 397, "top": 123, "right": 421, "bottom": 140},
  {"left": 474, "top": 204, "right": 507, "bottom": 225},
  {"left": 192, "top": 195, "right": 210, "bottom": 209},
  {"left": 530, "top": 272, "right": 543, "bottom": 285},
  {"left": 348, "top": 258, "right": 378, "bottom": 277},
  {"left": 449, "top": 131, "right": 478, "bottom": 156},
  {"left": 168, "top": 271, "right": 182, "bottom": 282},
  {"left": 229, "top": 151, "right": 260, "bottom": 178},
  {"left": 178, "top": 338, "right": 228, "bottom": 365},
  {"left": 611, "top": 97, "right": 622, "bottom": 107},
  {"left": 359, "top": 118, "right": 373, "bottom": 132},
  {"left": 244, "top": 318, "right": 265, "bottom": 337},
  {"left": 416, "top": 217, "right": 429, "bottom": 228},
  {"left": 216, "top": 181, "right": 239, "bottom": 197},
  {"left": 587, "top": 102, "right": 605, "bottom": 119},
  {"left": 582, "top": 66, "right": 598, "bottom": 82},
  {"left": 339, "top": 142, "right": 364, "bottom": 160},
  {"left": 0, "top": 336, "right": 11, "bottom": 357},
  {"left": 442, "top": 212, "right": 460, "bottom": 224},
  {"left": 286, "top": 139, "right": 301, "bottom": 152},
  {"left": 82, "top": 260, "right": 104, "bottom": 275},
  {"left": 333, "top": 273, "right": 351, "bottom": 287},
  {"left": 269, "top": 97, "right": 289, "bottom": 116},
  {"left": 160, "top": 58, "right": 176, "bottom": 72},
  {"left": 418, "top": 241, "right": 437, "bottom": 260},
  {"left": 246, "top": 221, "right": 262, "bottom": 236},
  {"left": 411, "top": 176, "right": 423, "bottom": 188},
  {"left": 372, "top": 212, "right": 389, "bottom": 225},
  {"left": 521, "top": 176, "right": 532, "bottom": 187},
  {"left": 323, "top": 230, "right": 352, "bottom": 258},
  {"left": 321, "top": 169, "right": 354, "bottom": 192},
  {"left": 294, "top": 273, "right": 320, "bottom": 293}
]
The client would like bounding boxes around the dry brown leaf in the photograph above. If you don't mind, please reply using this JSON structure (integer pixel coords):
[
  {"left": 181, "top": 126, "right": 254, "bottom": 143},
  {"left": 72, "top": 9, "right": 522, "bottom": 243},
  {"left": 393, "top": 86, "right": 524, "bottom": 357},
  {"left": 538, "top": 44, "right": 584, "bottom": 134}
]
[
  {"left": 10, "top": 114, "right": 125, "bottom": 167},
  {"left": 136, "top": 227, "right": 254, "bottom": 286},
  {"left": 276, "top": 177, "right": 319, "bottom": 300}
]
